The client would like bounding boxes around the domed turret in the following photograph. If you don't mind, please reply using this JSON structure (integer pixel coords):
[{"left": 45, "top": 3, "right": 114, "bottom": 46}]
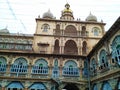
[
  {"left": 42, "top": 9, "right": 54, "bottom": 19},
  {"left": 60, "top": 3, "right": 74, "bottom": 20},
  {"left": 86, "top": 12, "right": 97, "bottom": 22},
  {"left": 0, "top": 27, "right": 9, "bottom": 34}
]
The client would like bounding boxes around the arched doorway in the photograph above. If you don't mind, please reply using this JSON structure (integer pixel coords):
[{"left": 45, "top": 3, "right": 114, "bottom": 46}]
[
  {"left": 63, "top": 84, "right": 79, "bottom": 90},
  {"left": 64, "top": 40, "right": 78, "bottom": 55}
]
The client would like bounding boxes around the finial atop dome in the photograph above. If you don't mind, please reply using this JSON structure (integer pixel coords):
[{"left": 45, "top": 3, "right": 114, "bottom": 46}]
[
  {"left": 42, "top": 9, "right": 54, "bottom": 19},
  {"left": 86, "top": 12, "right": 97, "bottom": 22},
  {"left": 60, "top": 3, "right": 74, "bottom": 20}
]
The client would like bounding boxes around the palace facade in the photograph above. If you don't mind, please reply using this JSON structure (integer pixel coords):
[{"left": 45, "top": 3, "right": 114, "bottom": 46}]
[{"left": 0, "top": 3, "right": 119, "bottom": 90}]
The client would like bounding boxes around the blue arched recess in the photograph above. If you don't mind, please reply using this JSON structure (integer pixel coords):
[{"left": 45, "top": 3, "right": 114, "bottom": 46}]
[
  {"left": 102, "top": 82, "right": 112, "bottom": 90},
  {"left": 29, "top": 83, "right": 46, "bottom": 90},
  {"left": 93, "top": 84, "right": 98, "bottom": 90},
  {"left": 7, "top": 81, "right": 24, "bottom": 89}
]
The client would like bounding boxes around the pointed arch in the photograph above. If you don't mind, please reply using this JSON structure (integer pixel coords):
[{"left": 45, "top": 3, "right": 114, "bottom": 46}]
[
  {"left": 64, "top": 40, "right": 78, "bottom": 55},
  {"left": 54, "top": 39, "right": 60, "bottom": 54},
  {"left": 82, "top": 41, "right": 87, "bottom": 55}
]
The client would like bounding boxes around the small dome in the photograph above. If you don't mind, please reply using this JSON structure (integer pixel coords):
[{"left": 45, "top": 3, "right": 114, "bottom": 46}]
[
  {"left": 42, "top": 9, "right": 54, "bottom": 19},
  {"left": 0, "top": 28, "right": 9, "bottom": 34},
  {"left": 86, "top": 13, "right": 97, "bottom": 22}
]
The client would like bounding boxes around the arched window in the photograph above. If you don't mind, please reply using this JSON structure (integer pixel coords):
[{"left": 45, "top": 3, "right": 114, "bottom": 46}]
[
  {"left": 102, "top": 82, "right": 112, "bottom": 90},
  {"left": 81, "top": 26, "right": 86, "bottom": 36},
  {"left": 32, "top": 58, "right": 48, "bottom": 74},
  {"left": 82, "top": 41, "right": 87, "bottom": 55},
  {"left": 54, "top": 24, "right": 60, "bottom": 35},
  {"left": 10, "top": 58, "right": 28, "bottom": 74},
  {"left": 92, "top": 27, "right": 100, "bottom": 36},
  {"left": 0, "top": 56, "right": 7, "bottom": 72},
  {"left": 54, "top": 40, "right": 60, "bottom": 54},
  {"left": 29, "top": 83, "right": 46, "bottom": 90},
  {"left": 99, "top": 49, "right": 109, "bottom": 70},
  {"left": 41, "top": 24, "right": 50, "bottom": 32},
  {"left": 62, "top": 60, "right": 79, "bottom": 76},
  {"left": 64, "top": 40, "right": 78, "bottom": 55},
  {"left": 52, "top": 59, "right": 59, "bottom": 78},
  {"left": 90, "top": 58, "right": 97, "bottom": 76},
  {"left": 111, "top": 35, "right": 120, "bottom": 66},
  {"left": 7, "top": 81, "right": 24, "bottom": 90}
]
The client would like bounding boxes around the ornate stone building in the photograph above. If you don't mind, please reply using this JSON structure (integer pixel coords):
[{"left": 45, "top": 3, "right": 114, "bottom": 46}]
[{"left": 0, "top": 3, "right": 119, "bottom": 90}]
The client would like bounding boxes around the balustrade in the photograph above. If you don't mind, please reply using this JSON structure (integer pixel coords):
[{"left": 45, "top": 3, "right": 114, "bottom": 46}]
[
  {"left": 62, "top": 67, "right": 79, "bottom": 76},
  {"left": 32, "top": 66, "right": 48, "bottom": 75}
]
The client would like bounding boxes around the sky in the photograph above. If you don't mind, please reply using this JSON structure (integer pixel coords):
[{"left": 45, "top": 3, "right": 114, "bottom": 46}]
[{"left": 0, "top": 0, "right": 120, "bottom": 34}]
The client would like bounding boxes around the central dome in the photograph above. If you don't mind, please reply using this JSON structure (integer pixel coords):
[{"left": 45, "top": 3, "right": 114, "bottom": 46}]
[{"left": 42, "top": 9, "right": 54, "bottom": 19}]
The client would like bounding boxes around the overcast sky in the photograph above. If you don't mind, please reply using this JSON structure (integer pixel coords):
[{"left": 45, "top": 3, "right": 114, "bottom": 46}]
[{"left": 0, "top": 0, "right": 120, "bottom": 34}]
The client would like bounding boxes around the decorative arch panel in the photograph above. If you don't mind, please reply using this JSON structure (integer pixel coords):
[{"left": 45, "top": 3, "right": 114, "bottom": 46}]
[{"left": 64, "top": 40, "right": 78, "bottom": 55}]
